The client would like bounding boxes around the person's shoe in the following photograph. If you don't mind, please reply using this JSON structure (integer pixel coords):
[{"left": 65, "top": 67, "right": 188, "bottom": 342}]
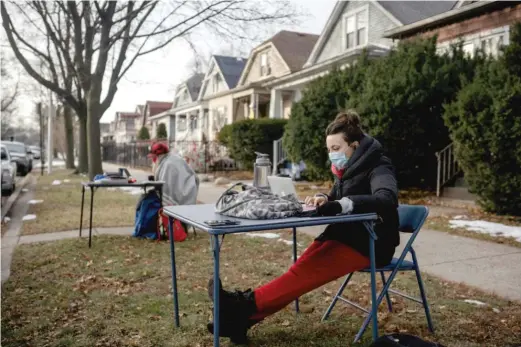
[{"left": 207, "top": 278, "right": 258, "bottom": 344}]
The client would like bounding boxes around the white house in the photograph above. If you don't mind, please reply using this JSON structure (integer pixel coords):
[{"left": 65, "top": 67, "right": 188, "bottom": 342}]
[{"left": 198, "top": 55, "right": 247, "bottom": 141}]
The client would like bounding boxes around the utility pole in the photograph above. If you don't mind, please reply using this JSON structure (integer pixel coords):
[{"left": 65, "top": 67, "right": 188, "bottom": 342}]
[
  {"left": 37, "top": 102, "right": 44, "bottom": 176},
  {"left": 47, "top": 92, "right": 54, "bottom": 174}
]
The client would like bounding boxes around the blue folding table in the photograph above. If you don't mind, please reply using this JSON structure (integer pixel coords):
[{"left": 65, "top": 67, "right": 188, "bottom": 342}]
[{"left": 162, "top": 204, "right": 379, "bottom": 347}]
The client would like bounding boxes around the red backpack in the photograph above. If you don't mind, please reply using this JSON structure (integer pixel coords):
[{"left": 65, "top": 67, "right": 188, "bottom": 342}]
[{"left": 157, "top": 208, "right": 188, "bottom": 242}]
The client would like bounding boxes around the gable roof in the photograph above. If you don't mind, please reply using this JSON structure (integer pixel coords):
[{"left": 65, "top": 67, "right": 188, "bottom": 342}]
[
  {"left": 184, "top": 73, "right": 205, "bottom": 101},
  {"left": 214, "top": 55, "right": 247, "bottom": 89},
  {"left": 145, "top": 101, "right": 172, "bottom": 117},
  {"left": 378, "top": 1, "right": 457, "bottom": 25},
  {"left": 269, "top": 30, "right": 319, "bottom": 72},
  {"left": 237, "top": 30, "right": 319, "bottom": 86},
  {"left": 305, "top": 1, "right": 457, "bottom": 67}
]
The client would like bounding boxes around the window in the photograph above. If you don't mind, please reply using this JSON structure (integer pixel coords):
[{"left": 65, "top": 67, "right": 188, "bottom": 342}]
[
  {"left": 178, "top": 115, "right": 187, "bottom": 131},
  {"left": 212, "top": 74, "right": 222, "bottom": 93},
  {"left": 212, "top": 107, "right": 227, "bottom": 131},
  {"left": 189, "top": 114, "right": 198, "bottom": 130},
  {"left": 260, "top": 52, "right": 271, "bottom": 76},
  {"left": 344, "top": 8, "right": 368, "bottom": 50},
  {"left": 462, "top": 42, "right": 475, "bottom": 57}
]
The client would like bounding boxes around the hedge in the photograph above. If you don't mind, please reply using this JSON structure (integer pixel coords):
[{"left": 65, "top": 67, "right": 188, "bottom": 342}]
[{"left": 218, "top": 118, "right": 287, "bottom": 170}]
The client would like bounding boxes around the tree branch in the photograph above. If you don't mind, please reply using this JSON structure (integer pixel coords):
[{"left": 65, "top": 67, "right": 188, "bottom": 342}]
[{"left": 0, "top": 2, "right": 80, "bottom": 112}]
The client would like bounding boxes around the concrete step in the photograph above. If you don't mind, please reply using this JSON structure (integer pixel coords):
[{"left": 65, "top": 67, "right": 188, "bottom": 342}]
[{"left": 442, "top": 186, "right": 477, "bottom": 201}]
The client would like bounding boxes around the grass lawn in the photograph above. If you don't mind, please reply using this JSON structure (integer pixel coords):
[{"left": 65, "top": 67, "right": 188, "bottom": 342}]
[
  {"left": 2, "top": 232, "right": 520, "bottom": 347},
  {"left": 21, "top": 170, "right": 141, "bottom": 235}
]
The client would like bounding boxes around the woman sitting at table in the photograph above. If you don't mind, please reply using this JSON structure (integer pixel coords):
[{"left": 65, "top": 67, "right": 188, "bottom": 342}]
[{"left": 206, "top": 110, "right": 400, "bottom": 344}]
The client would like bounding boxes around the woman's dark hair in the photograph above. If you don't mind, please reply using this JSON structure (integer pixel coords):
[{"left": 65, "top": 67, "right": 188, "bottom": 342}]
[{"left": 325, "top": 109, "right": 364, "bottom": 144}]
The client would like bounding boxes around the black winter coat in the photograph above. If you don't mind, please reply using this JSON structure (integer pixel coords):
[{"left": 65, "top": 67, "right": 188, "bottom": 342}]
[{"left": 316, "top": 135, "right": 399, "bottom": 266}]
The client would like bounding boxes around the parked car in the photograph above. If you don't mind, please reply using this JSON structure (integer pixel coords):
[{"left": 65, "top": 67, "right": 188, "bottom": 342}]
[
  {"left": 1, "top": 144, "right": 17, "bottom": 196},
  {"left": 1, "top": 141, "right": 31, "bottom": 176},
  {"left": 29, "top": 146, "right": 41, "bottom": 160}
]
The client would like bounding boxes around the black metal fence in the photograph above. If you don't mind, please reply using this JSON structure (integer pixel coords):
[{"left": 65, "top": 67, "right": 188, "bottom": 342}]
[{"left": 101, "top": 140, "right": 239, "bottom": 173}]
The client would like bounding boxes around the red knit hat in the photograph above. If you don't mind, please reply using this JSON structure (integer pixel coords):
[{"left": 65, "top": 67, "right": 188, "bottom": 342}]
[{"left": 148, "top": 142, "right": 169, "bottom": 158}]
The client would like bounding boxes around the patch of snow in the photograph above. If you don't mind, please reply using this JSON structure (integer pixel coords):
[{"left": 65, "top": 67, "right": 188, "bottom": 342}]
[
  {"left": 119, "top": 187, "right": 142, "bottom": 196},
  {"left": 463, "top": 299, "right": 487, "bottom": 306},
  {"left": 64, "top": 179, "right": 71, "bottom": 183},
  {"left": 28, "top": 200, "right": 43, "bottom": 205},
  {"left": 453, "top": 215, "right": 468, "bottom": 220},
  {"left": 246, "top": 233, "right": 280, "bottom": 239},
  {"left": 22, "top": 188, "right": 28, "bottom": 193},
  {"left": 278, "top": 239, "right": 302, "bottom": 246},
  {"left": 51, "top": 180, "right": 62, "bottom": 185},
  {"left": 4, "top": 217, "right": 11, "bottom": 222},
  {"left": 22, "top": 214, "right": 37, "bottom": 221},
  {"left": 449, "top": 219, "right": 521, "bottom": 242},
  {"left": 493, "top": 307, "right": 500, "bottom": 313}
]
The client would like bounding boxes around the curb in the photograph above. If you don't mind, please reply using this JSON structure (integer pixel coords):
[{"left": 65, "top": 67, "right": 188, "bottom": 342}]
[{"left": 1, "top": 174, "right": 32, "bottom": 222}]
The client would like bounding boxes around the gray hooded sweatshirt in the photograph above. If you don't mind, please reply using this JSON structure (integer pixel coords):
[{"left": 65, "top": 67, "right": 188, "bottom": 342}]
[{"left": 154, "top": 153, "right": 199, "bottom": 206}]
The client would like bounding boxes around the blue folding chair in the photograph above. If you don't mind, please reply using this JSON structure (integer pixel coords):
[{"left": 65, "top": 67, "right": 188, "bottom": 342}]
[{"left": 322, "top": 205, "right": 434, "bottom": 343}]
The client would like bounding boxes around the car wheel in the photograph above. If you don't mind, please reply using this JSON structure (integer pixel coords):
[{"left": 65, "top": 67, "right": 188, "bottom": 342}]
[{"left": 20, "top": 167, "right": 28, "bottom": 176}]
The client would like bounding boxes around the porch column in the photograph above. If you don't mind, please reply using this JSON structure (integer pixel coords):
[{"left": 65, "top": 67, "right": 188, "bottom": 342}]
[
  {"left": 293, "top": 89, "right": 303, "bottom": 103},
  {"left": 199, "top": 106, "right": 204, "bottom": 141},
  {"left": 269, "top": 88, "right": 283, "bottom": 119}
]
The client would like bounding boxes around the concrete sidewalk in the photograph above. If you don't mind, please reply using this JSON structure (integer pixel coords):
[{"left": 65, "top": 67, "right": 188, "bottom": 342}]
[{"left": 5, "top": 163, "right": 520, "bottom": 302}]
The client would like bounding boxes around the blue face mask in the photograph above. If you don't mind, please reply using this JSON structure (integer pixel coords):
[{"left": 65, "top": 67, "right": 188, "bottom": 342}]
[{"left": 329, "top": 151, "right": 349, "bottom": 169}]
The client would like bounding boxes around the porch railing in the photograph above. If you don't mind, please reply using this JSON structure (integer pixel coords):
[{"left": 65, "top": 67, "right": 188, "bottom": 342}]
[
  {"left": 435, "top": 143, "right": 461, "bottom": 197},
  {"left": 272, "top": 137, "right": 287, "bottom": 175}
]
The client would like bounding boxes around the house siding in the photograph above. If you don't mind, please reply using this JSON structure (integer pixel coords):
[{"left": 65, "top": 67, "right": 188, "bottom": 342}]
[
  {"left": 411, "top": 4, "right": 521, "bottom": 43},
  {"left": 316, "top": 2, "right": 397, "bottom": 64},
  {"left": 243, "top": 46, "right": 290, "bottom": 85},
  {"left": 208, "top": 93, "right": 234, "bottom": 141},
  {"left": 202, "top": 63, "right": 227, "bottom": 99}
]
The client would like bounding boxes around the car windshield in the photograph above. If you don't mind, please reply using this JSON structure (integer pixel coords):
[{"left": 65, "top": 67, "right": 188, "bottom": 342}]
[
  {"left": 1, "top": 148, "right": 7, "bottom": 160},
  {"left": 3, "top": 142, "right": 25, "bottom": 154}
]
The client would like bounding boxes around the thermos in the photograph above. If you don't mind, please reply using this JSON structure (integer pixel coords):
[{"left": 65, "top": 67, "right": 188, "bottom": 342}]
[{"left": 253, "top": 152, "right": 271, "bottom": 191}]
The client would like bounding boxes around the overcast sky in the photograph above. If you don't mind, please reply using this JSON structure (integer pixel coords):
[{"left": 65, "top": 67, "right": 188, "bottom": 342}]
[{"left": 6, "top": 0, "right": 337, "bottom": 124}]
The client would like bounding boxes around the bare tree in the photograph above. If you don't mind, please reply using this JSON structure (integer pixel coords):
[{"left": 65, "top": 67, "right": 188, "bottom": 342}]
[
  {"left": 2, "top": 1, "right": 300, "bottom": 179},
  {"left": 0, "top": 66, "right": 19, "bottom": 138}
]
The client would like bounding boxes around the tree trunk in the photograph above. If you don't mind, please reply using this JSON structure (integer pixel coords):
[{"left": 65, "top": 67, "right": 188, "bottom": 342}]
[
  {"left": 78, "top": 115, "right": 88, "bottom": 173},
  {"left": 63, "top": 105, "right": 75, "bottom": 169},
  {"left": 87, "top": 96, "right": 103, "bottom": 180}
]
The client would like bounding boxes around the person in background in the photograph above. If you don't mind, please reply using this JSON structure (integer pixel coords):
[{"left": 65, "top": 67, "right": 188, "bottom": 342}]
[
  {"left": 206, "top": 110, "right": 399, "bottom": 344},
  {"left": 148, "top": 142, "right": 199, "bottom": 206}
]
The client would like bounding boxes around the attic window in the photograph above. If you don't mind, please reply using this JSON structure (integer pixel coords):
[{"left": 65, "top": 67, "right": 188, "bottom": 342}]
[
  {"left": 213, "top": 73, "right": 222, "bottom": 93},
  {"left": 260, "top": 52, "right": 271, "bottom": 76},
  {"left": 343, "top": 8, "right": 368, "bottom": 50}
]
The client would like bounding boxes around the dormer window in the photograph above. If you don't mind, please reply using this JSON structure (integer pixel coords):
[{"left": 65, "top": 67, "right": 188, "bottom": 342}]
[
  {"left": 260, "top": 52, "right": 271, "bottom": 76},
  {"left": 343, "top": 7, "right": 368, "bottom": 50},
  {"left": 212, "top": 73, "right": 222, "bottom": 93}
]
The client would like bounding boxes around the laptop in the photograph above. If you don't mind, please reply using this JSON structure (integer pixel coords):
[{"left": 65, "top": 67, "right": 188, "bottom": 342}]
[{"left": 267, "top": 176, "right": 317, "bottom": 212}]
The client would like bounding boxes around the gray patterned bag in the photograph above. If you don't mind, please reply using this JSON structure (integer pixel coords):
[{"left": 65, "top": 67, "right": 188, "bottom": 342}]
[{"left": 215, "top": 183, "right": 303, "bottom": 219}]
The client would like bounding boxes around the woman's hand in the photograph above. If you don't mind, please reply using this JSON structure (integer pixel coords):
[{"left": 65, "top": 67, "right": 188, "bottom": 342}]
[{"left": 304, "top": 195, "right": 327, "bottom": 207}]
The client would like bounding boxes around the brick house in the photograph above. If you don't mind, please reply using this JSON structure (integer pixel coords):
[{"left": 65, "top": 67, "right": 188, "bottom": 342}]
[{"left": 384, "top": 1, "right": 521, "bottom": 57}]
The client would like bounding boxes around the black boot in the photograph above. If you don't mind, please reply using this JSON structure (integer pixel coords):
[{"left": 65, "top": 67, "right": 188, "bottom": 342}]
[{"left": 207, "top": 278, "right": 258, "bottom": 345}]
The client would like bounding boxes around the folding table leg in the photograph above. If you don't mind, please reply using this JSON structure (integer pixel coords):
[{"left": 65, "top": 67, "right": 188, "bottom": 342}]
[
  {"left": 79, "top": 185, "right": 85, "bottom": 237},
  {"left": 292, "top": 227, "right": 299, "bottom": 313},
  {"left": 212, "top": 234, "right": 221, "bottom": 347},
  {"left": 168, "top": 217, "right": 180, "bottom": 327},
  {"left": 88, "top": 187, "right": 95, "bottom": 248},
  {"left": 354, "top": 221, "right": 379, "bottom": 343}
]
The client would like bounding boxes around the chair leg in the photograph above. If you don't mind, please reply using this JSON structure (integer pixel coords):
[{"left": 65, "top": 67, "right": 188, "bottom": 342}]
[
  {"left": 411, "top": 250, "right": 435, "bottom": 333},
  {"left": 322, "top": 272, "right": 354, "bottom": 322},
  {"left": 380, "top": 272, "right": 393, "bottom": 312}
]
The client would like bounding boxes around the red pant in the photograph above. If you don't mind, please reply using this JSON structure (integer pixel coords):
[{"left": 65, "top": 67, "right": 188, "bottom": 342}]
[{"left": 251, "top": 240, "right": 370, "bottom": 320}]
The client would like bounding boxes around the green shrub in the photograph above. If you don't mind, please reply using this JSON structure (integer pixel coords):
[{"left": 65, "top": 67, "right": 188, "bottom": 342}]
[
  {"left": 444, "top": 23, "right": 521, "bottom": 215},
  {"left": 282, "top": 58, "right": 370, "bottom": 180},
  {"left": 218, "top": 118, "right": 287, "bottom": 169},
  {"left": 283, "top": 38, "right": 477, "bottom": 187},
  {"left": 156, "top": 123, "right": 168, "bottom": 139},
  {"left": 137, "top": 126, "right": 150, "bottom": 140}
]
